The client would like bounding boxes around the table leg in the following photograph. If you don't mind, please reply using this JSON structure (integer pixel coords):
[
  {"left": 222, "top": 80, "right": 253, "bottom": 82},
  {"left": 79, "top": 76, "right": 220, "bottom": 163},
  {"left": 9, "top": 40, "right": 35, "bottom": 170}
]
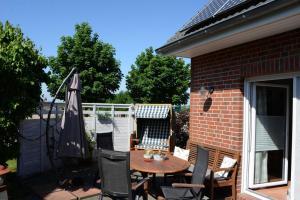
[
  {"left": 141, "top": 172, "right": 148, "bottom": 200},
  {"left": 152, "top": 173, "right": 156, "bottom": 182},
  {"left": 150, "top": 173, "right": 160, "bottom": 199},
  {"left": 163, "top": 173, "right": 167, "bottom": 184}
]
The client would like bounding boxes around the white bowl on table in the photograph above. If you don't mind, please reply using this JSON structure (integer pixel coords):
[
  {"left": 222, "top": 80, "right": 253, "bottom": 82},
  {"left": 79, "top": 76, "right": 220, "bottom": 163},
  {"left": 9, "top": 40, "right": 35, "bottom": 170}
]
[
  {"left": 153, "top": 154, "right": 164, "bottom": 161},
  {"left": 143, "top": 154, "right": 153, "bottom": 159}
]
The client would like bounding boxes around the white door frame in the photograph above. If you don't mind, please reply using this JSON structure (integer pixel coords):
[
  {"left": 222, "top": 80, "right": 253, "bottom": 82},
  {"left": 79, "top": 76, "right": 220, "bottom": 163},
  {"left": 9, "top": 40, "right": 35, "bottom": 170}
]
[
  {"left": 291, "top": 77, "right": 300, "bottom": 200},
  {"left": 241, "top": 72, "right": 300, "bottom": 200},
  {"left": 249, "top": 83, "right": 289, "bottom": 188}
]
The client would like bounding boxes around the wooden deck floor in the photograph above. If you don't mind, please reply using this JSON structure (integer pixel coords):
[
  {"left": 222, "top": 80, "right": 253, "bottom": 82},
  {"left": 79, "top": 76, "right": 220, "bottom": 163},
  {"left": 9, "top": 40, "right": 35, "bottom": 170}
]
[{"left": 254, "top": 183, "right": 289, "bottom": 200}]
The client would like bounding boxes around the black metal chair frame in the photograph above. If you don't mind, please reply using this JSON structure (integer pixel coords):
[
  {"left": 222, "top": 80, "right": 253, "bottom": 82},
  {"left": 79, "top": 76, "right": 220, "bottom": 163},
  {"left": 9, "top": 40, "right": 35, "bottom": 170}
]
[
  {"left": 98, "top": 149, "right": 149, "bottom": 200},
  {"left": 94, "top": 132, "right": 114, "bottom": 186},
  {"left": 161, "top": 145, "right": 209, "bottom": 200}
]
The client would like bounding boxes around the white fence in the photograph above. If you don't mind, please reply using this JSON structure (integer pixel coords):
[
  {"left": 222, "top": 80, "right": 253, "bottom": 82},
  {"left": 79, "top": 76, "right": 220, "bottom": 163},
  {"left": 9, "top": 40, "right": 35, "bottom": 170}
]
[
  {"left": 18, "top": 102, "right": 134, "bottom": 178},
  {"left": 82, "top": 103, "right": 134, "bottom": 151}
]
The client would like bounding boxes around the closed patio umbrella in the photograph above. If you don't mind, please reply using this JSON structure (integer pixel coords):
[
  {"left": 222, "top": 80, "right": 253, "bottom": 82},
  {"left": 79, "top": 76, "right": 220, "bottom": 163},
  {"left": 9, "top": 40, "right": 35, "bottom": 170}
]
[{"left": 57, "top": 72, "right": 88, "bottom": 159}]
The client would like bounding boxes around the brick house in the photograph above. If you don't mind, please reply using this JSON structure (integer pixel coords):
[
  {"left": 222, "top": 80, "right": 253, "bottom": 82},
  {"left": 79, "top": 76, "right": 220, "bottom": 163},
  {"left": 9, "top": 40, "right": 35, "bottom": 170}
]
[{"left": 157, "top": 0, "right": 300, "bottom": 199}]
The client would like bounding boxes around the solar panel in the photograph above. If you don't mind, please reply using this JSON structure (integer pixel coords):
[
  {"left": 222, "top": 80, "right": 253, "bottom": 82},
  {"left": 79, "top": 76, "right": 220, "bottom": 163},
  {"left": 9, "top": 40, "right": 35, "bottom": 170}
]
[
  {"left": 217, "top": 0, "right": 246, "bottom": 14},
  {"left": 180, "top": 0, "right": 246, "bottom": 31}
]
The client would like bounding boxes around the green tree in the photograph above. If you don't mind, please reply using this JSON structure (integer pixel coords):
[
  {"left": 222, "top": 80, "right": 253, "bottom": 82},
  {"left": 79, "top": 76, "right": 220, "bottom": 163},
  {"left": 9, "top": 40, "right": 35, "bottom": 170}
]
[
  {"left": 126, "top": 47, "right": 190, "bottom": 104},
  {"left": 48, "top": 22, "right": 122, "bottom": 102},
  {"left": 107, "top": 91, "right": 133, "bottom": 104},
  {"left": 0, "top": 21, "right": 48, "bottom": 164}
]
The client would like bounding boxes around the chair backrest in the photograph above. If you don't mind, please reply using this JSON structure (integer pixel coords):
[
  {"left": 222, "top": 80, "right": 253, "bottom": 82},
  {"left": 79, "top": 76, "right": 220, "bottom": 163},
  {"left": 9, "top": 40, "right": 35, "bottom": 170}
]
[
  {"left": 98, "top": 149, "right": 132, "bottom": 199},
  {"left": 187, "top": 141, "right": 240, "bottom": 181},
  {"left": 96, "top": 132, "right": 114, "bottom": 150},
  {"left": 191, "top": 146, "right": 209, "bottom": 197},
  {"left": 187, "top": 142, "right": 239, "bottom": 167}
]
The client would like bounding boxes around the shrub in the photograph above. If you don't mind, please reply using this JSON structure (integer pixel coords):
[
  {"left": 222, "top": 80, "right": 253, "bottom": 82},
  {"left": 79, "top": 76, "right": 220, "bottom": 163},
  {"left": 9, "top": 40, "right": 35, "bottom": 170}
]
[{"left": 174, "top": 109, "right": 189, "bottom": 148}]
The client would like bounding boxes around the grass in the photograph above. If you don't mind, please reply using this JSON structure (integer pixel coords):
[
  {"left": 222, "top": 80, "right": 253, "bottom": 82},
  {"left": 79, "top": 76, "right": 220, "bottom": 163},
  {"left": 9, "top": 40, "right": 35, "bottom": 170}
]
[{"left": 6, "top": 159, "right": 17, "bottom": 172}]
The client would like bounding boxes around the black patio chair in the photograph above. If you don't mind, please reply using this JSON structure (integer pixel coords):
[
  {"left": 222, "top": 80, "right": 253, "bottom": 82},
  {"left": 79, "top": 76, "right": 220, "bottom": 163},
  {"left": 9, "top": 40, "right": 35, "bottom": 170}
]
[
  {"left": 98, "top": 149, "right": 149, "bottom": 200},
  {"left": 160, "top": 146, "right": 209, "bottom": 200},
  {"left": 94, "top": 132, "right": 114, "bottom": 185}
]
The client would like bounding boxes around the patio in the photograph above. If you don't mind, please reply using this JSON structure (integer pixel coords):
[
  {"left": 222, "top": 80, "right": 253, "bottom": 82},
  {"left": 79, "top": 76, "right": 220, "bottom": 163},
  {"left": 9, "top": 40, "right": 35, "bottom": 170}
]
[
  {"left": 10, "top": 166, "right": 160, "bottom": 200},
  {"left": 5, "top": 151, "right": 236, "bottom": 200},
  {"left": 8, "top": 101, "right": 237, "bottom": 200},
  {"left": 14, "top": 170, "right": 231, "bottom": 200}
]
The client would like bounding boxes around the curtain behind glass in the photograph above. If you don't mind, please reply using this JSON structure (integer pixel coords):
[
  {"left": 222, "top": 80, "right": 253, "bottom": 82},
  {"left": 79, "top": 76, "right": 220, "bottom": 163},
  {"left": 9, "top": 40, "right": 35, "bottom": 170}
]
[{"left": 255, "top": 87, "right": 268, "bottom": 184}]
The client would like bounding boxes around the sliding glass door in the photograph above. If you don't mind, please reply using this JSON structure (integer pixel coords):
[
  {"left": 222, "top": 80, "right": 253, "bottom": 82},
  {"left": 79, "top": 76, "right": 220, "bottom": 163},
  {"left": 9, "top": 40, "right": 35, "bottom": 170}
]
[{"left": 249, "top": 83, "right": 289, "bottom": 188}]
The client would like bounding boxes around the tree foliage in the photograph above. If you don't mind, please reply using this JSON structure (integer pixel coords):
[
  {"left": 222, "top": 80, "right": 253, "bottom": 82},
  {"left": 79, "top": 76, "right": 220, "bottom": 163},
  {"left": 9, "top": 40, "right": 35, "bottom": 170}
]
[
  {"left": 48, "top": 22, "right": 122, "bottom": 102},
  {"left": 106, "top": 91, "right": 133, "bottom": 104},
  {"left": 0, "top": 21, "right": 48, "bottom": 164},
  {"left": 126, "top": 47, "right": 190, "bottom": 104}
]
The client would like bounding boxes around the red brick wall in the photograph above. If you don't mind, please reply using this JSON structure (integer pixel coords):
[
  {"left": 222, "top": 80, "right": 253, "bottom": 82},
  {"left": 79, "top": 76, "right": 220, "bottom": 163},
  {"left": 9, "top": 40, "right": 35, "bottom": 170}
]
[{"left": 190, "top": 28, "right": 300, "bottom": 194}]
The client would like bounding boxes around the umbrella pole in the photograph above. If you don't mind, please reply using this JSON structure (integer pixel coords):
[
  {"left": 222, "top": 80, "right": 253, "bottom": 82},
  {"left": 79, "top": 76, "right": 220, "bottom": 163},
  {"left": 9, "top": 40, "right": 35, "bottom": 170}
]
[{"left": 45, "top": 67, "right": 77, "bottom": 171}]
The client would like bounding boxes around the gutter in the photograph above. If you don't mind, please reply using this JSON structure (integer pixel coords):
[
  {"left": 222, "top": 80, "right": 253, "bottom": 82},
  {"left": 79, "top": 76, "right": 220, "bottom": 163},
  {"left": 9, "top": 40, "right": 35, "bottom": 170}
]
[{"left": 156, "top": 0, "right": 300, "bottom": 56}]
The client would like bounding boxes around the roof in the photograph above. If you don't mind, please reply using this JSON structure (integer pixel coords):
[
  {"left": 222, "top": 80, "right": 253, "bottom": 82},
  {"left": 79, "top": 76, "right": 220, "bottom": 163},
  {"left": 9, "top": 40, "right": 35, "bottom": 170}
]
[
  {"left": 135, "top": 104, "right": 170, "bottom": 119},
  {"left": 156, "top": 0, "right": 300, "bottom": 57},
  {"left": 180, "top": 0, "right": 247, "bottom": 32},
  {"left": 166, "top": 0, "right": 270, "bottom": 45}
]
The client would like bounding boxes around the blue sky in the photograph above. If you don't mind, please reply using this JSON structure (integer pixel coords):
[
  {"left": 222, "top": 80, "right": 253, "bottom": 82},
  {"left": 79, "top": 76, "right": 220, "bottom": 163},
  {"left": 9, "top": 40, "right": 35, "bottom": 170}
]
[{"left": 1, "top": 0, "right": 206, "bottom": 100}]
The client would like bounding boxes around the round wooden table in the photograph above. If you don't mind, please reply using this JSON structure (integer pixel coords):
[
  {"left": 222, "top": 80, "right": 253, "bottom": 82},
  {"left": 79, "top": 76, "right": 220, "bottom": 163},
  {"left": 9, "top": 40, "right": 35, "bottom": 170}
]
[
  {"left": 130, "top": 151, "right": 190, "bottom": 199},
  {"left": 130, "top": 150, "right": 190, "bottom": 174}
]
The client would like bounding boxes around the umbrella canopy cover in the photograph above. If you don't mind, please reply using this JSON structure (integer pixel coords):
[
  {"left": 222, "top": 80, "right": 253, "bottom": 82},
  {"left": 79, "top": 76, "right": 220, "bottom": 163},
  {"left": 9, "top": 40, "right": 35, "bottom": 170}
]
[{"left": 57, "top": 73, "right": 88, "bottom": 159}]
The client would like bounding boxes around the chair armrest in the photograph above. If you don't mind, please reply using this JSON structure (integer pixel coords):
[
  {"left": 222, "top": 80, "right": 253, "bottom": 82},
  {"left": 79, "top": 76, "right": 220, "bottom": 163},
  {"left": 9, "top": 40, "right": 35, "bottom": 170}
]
[
  {"left": 183, "top": 172, "right": 192, "bottom": 177},
  {"left": 130, "top": 170, "right": 141, "bottom": 179},
  {"left": 172, "top": 183, "right": 205, "bottom": 188},
  {"left": 213, "top": 167, "right": 234, "bottom": 172},
  {"left": 167, "top": 171, "right": 192, "bottom": 177},
  {"left": 0, "top": 185, "right": 7, "bottom": 192},
  {"left": 130, "top": 133, "right": 140, "bottom": 149},
  {"left": 132, "top": 177, "right": 150, "bottom": 190}
]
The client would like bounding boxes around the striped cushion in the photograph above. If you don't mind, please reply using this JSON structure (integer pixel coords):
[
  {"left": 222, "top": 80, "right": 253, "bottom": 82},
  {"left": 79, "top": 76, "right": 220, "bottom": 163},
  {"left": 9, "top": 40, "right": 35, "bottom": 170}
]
[{"left": 136, "top": 119, "right": 169, "bottom": 150}]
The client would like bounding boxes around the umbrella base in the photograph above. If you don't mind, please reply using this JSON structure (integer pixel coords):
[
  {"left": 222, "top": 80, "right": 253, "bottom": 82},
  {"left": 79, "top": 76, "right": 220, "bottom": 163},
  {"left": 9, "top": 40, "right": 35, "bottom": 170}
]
[
  {"left": 58, "top": 157, "right": 95, "bottom": 189},
  {"left": 59, "top": 177, "right": 84, "bottom": 189}
]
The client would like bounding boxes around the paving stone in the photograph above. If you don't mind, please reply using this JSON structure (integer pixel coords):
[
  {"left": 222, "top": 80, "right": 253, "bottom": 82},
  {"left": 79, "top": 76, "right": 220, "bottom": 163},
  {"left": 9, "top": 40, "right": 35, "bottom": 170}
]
[
  {"left": 43, "top": 190, "right": 77, "bottom": 200},
  {"left": 71, "top": 187, "right": 101, "bottom": 200}
]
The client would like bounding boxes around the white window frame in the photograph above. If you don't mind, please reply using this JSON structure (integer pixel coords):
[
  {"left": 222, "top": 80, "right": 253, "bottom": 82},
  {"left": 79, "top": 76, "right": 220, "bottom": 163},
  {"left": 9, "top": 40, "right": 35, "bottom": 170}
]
[{"left": 242, "top": 72, "right": 300, "bottom": 200}]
